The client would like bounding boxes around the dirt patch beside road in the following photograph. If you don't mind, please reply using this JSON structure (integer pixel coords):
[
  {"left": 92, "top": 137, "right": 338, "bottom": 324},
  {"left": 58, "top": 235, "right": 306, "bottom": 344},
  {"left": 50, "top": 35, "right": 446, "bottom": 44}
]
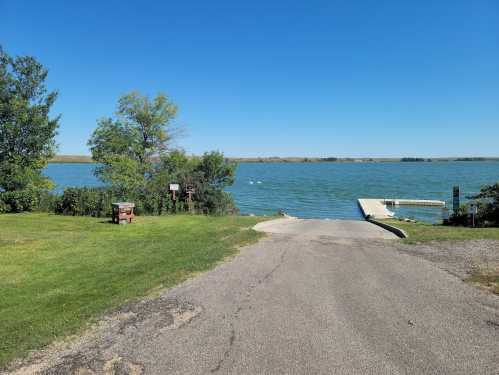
[{"left": 395, "top": 240, "right": 499, "bottom": 293}]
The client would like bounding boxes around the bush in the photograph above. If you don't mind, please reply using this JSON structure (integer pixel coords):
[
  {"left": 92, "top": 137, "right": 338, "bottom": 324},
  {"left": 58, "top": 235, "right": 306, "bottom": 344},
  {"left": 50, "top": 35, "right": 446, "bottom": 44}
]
[
  {"left": 0, "top": 198, "right": 8, "bottom": 213},
  {"left": 448, "top": 183, "right": 499, "bottom": 227},
  {"left": 54, "top": 187, "right": 113, "bottom": 217},
  {"left": 0, "top": 190, "right": 39, "bottom": 212},
  {"left": 51, "top": 184, "right": 238, "bottom": 218},
  {"left": 195, "top": 188, "right": 238, "bottom": 215},
  {"left": 41, "top": 149, "right": 239, "bottom": 218},
  {"left": 36, "top": 190, "right": 58, "bottom": 212},
  {"left": 473, "top": 183, "right": 499, "bottom": 226},
  {"left": 449, "top": 205, "right": 469, "bottom": 226}
]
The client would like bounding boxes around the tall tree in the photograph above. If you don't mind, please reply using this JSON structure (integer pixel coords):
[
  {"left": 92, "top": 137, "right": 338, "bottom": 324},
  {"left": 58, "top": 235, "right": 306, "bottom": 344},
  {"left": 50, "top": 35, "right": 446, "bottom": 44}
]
[
  {"left": 0, "top": 46, "right": 59, "bottom": 192},
  {"left": 88, "top": 92, "right": 178, "bottom": 194}
]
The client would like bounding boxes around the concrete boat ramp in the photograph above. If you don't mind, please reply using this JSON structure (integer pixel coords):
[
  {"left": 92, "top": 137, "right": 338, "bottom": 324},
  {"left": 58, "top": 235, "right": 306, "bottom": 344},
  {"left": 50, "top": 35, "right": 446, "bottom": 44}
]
[
  {"left": 255, "top": 197, "right": 445, "bottom": 240},
  {"left": 254, "top": 217, "right": 398, "bottom": 239}
]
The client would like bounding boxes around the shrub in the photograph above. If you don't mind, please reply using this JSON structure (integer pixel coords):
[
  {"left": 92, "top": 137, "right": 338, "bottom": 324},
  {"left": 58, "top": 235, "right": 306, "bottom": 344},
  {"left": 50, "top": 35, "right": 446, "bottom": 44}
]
[
  {"left": 448, "top": 183, "right": 499, "bottom": 227},
  {"left": 195, "top": 188, "right": 238, "bottom": 215},
  {"left": 54, "top": 187, "right": 113, "bottom": 217},
  {"left": 449, "top": 205, "right": 469, "bottom": 226},
  {"left": 473, "top": 183, "right": 499, "bottom": 226},
  {"left": 36, "top": 190, "right": 58, "bottom": 212},
  {"left": 0, "top": 198, "right": 7, "bottom": 213},
  {"left": 0, "top": 190, "right": 39, "bottom": 212},
  {"left": 50, "top": 150, "right": 238, "bottom": 218}
]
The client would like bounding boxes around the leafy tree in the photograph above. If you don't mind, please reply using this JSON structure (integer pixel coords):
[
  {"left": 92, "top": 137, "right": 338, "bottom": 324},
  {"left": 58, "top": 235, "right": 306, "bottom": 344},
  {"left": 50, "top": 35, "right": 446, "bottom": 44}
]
[
  {"left": 88, "top": 92, "right": 177, "bottom": 195},
  {"left": 192, "top": 152, "right": 237, "bottom": 214},
  {"left": 196, "top": 151, "right": 236, "bottom": 189},
  {"left": 0, "top": 46, "right": 59, "bottom": 196},
  {"left": 87, "top": 92, "right": 237, "bottom": 215}
]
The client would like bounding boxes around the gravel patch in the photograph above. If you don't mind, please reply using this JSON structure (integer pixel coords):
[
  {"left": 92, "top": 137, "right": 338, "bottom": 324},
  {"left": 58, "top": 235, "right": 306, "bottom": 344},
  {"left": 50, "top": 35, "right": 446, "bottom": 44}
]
[{"left": 395, "top": 240, "right": 499, "bottom": 280}]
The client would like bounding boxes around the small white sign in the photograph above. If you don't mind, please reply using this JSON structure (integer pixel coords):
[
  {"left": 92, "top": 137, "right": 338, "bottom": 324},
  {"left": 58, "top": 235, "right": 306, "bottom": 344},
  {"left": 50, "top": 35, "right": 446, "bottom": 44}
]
[
  {"left": 468, "top": 202, "right": 478, "bottom": 215},
  {"left": 169, "top": 183, "right": 179, "bottom": 191}
]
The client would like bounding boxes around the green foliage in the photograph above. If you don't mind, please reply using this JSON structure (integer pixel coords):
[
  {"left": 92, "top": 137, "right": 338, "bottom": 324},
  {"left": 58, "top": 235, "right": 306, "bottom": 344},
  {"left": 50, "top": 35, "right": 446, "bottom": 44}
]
[
  {"left": 196, "top": 151, "right": 236, "bottom": 189},
  {"left": 86, "top": 93, "right": 237, "bottom": 216},
  {"left": 36, "top": 190, "right": 58, "bottom": 212},
  {"left": 0, "top": 189, "right": 38, "bottom": 212},
  {"left": 195, "top": 189, "right": 237, "bottom": 215},
  {"left": 0, "top": 46, "right": 59, "bottom": 197},
  {"left": 88, "top": 91, "right": 177, "bottom": 194},
  {"left": 54, "top": 187, "right": 114, "bottom": 217},
  {"left": 52, "top": 149, "right": 238, "bottom": 217},
  {"left": 449, "top": 205, "right": 469, "bottom": 226},
  {"left": 448, "top": 183, "right": 499, "bottom": 227},
  {"left": 472, "top": 182, "right": 499, "bottom": 226}
]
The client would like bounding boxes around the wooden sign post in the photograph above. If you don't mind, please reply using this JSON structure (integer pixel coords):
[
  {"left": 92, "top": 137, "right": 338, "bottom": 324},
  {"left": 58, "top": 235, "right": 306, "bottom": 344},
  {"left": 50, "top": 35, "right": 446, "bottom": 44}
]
[{"left": 186, "top": 185, "right": 195, "bottom": 213}]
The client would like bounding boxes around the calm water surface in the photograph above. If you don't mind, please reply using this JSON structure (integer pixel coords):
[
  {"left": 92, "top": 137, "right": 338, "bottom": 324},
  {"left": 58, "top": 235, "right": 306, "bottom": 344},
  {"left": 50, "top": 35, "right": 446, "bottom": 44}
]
[{"left": 44, "top": 162, "right": 499, "bottom": 222}]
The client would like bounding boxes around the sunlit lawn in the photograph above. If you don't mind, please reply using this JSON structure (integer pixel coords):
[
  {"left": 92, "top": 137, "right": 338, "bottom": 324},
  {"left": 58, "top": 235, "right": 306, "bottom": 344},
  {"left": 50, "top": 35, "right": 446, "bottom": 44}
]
[{"left": 0, "top": 213, "right": 265, "bottom": 368}]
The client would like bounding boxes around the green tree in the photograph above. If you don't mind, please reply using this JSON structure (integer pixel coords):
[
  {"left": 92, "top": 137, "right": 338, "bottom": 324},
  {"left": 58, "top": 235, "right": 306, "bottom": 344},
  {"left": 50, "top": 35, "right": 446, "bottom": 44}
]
[
  {"left": 88, "top": 91, "right": 178, "bottom": 195},
  {"left": 193, "top": 152, "right": 237, "bottom": 215},
  {"left": 0, "top": 46, "right": 59, "bottom": 196},
  {"left": 196, "top": 151, "right": 236, "bottom": 189},
  {"left": 87, "top": 92, "right": 237, "bottom": 216}
]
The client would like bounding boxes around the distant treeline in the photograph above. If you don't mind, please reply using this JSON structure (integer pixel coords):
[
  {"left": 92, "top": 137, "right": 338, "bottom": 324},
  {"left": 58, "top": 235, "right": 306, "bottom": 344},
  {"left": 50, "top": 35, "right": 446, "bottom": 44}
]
[
  {"left": 454, "top": 157, "right": 488, "bottom": 162},
  {"left": 400, "top": 157, "right": 493, "bottom": 162},
  {"left": 50, "top": 155, "right": 499, "bottom": 164},
  {"left": 400, "top": 157, "right": 431, "bottom": 162}
]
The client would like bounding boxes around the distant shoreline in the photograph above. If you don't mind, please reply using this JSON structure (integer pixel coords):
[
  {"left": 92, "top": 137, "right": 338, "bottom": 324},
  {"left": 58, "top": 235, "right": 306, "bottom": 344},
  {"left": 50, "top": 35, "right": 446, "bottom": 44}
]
[{"left": 49, "top": 155, "right": 499, "bottom": 164}]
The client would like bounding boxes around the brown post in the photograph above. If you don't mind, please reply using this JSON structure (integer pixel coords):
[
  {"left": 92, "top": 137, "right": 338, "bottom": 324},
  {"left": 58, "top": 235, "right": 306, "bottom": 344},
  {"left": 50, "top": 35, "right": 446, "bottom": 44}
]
[{"left": 186, "top": 186, "right": 195, "bottom": 213}]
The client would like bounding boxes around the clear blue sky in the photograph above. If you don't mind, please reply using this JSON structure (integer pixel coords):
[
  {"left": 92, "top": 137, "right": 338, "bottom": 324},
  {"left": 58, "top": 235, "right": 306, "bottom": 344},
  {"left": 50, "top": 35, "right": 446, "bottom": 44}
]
[{"left": 2, "top": 0, "right": 498, "bottom": 157}]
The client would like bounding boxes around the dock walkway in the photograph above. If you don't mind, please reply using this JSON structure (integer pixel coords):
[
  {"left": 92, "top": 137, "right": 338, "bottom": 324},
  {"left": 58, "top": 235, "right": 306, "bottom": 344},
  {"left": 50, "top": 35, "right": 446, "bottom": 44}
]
[{"left": 358, "top": 198, "right": 445, "bottom": 219}]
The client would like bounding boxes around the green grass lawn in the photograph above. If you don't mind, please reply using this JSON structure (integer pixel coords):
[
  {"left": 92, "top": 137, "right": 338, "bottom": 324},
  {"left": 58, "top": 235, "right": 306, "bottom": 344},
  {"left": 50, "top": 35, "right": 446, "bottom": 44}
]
[
  {"left": 0, "top": 213, "right": 265, "bottom": 368},
  {"left": 381, "top": 219, "right": 499, "bottom": 243}
]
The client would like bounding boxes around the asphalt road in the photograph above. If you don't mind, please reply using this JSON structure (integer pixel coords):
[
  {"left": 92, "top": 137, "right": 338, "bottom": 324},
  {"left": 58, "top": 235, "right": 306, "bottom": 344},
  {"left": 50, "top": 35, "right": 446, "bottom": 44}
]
[{"left": 9, "top": 219, "right": 499, "bottom": 375}]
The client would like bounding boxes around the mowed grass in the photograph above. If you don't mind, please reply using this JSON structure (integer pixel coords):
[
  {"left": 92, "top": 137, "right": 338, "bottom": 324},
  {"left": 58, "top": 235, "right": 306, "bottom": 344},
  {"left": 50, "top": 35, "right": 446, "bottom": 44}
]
[
  {"left": 381, "top": 219, "right": 499, "bottom": 243},
  {"left": 0, "top": 213, "right": 265, "bottom": 368}
]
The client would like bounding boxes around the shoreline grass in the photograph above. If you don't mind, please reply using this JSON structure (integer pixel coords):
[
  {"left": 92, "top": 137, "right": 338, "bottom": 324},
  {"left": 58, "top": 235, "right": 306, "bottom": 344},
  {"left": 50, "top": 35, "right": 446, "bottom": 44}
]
[
  {"left": 381, "top": 219, "right": 499, "bottom": 243},
  {"left": 0, "top": 213, "right": 265, "bottom": 368}
]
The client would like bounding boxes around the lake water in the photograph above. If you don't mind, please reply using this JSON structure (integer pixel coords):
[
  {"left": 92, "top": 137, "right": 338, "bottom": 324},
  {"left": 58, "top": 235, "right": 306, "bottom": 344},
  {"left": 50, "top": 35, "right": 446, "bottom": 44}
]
[{"left": 44, "top": 162, "right": 499, "bottom": 222}]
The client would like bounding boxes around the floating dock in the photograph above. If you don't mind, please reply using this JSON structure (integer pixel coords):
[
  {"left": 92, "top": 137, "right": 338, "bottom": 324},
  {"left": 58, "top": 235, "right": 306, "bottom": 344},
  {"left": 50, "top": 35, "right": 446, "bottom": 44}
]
[
  {"left": 358, "top": 198, "right": 445, "bottom": 219},
  {"left": 381, "top": 199, "right": 445, "bottom": 207}
]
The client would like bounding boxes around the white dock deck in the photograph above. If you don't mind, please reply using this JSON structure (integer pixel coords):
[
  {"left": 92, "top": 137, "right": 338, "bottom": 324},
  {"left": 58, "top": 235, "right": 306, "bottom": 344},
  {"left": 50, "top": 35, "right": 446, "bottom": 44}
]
[
  {"left": 381, "top": 199, "right": 445, "bottom": 207},
  {"left": 358, "top": 198, "right": 445, "bottom": 219}
]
